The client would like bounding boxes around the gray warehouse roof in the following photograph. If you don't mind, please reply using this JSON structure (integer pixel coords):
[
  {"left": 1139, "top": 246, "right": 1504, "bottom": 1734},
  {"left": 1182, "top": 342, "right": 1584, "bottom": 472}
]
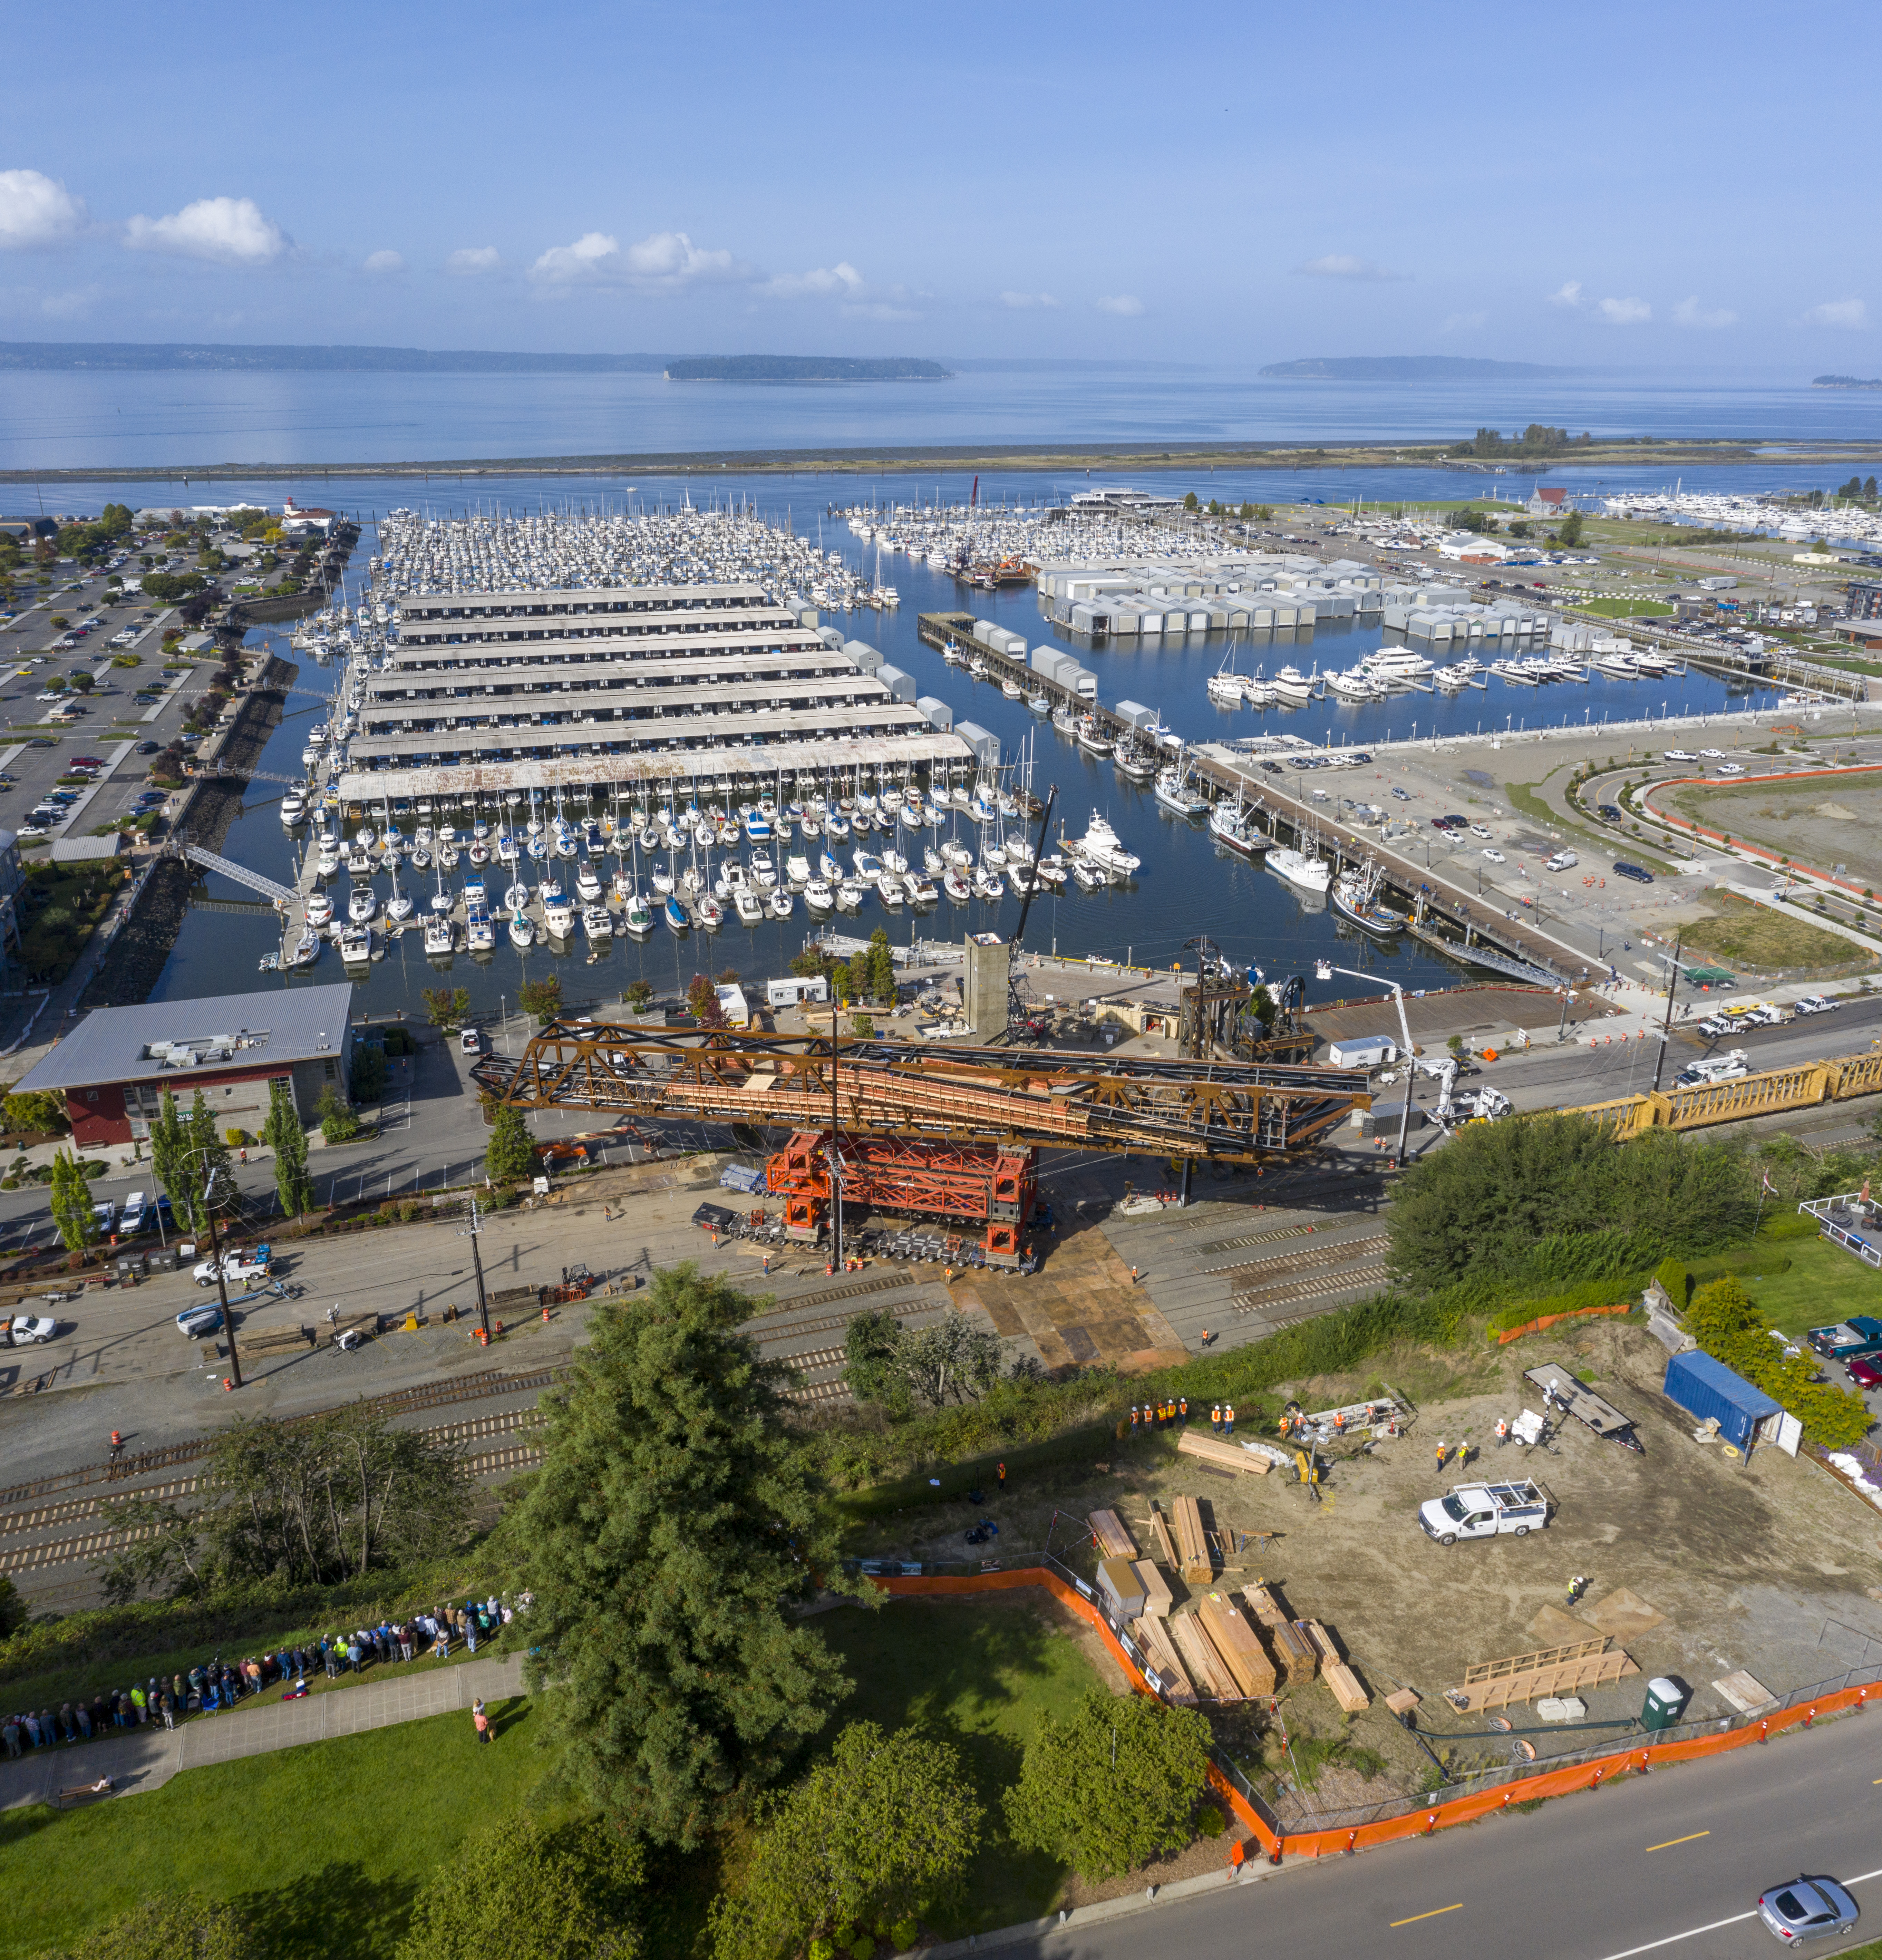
[{"left": 14, "top": 982, "right": 354, "bottom": 1095}]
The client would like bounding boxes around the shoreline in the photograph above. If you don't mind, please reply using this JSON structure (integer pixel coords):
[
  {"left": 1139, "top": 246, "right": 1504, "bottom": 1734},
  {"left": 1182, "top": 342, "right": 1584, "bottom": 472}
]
[{"left": 17, "top": 435, "right": 1882, "bottom": 486}]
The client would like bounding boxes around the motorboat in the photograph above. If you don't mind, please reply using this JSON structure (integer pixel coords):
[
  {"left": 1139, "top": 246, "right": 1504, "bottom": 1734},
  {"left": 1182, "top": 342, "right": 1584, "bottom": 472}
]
[
  {"left": 907, "top": 872, "right": 939, "bottom": 905},
  {"left": 575, "top": 862, "right": 602, "bottom": 903},
  {"left": 583, "top": 903, "right": 615, "bottom": 940},
  {"left": 347, "top": 885, "right": 377, "bottom": 924},
  {"left": 466, "top": 909, "right": 495, "bottom": 953},
  {"left": 749, "top": 850, "right": 778, "bottom": 890},
  {"left": 1071, "top": 813, "right": 1141, "bottom": 875},
  {"left": 804, "top": 879, "right": 836, "bottom": 914},
  {"left": 853, "top": 849, "right": 885, "bottom": 883},
  {"left": 280, "top": 790, "right": 306, "bottom": 826},
  {"left": 876, "top": 873, "right": 905, "bottom": 907},
  {"left": 769, "top": 887, "right": 795, "bottom": 919},
  {"left": 1327, "top": 669, "right": 1377, "bottom": 701},
  {"left": 1071, "top": 857, "right": 1108, "bottom": 891},
  {"left": 1155, "top": 769, "right": 1207, "bottom": 819},
  {"left": 733, "top": 887, "right": 764, "bottom": 925},
  {"left": 836, "top": 879, "right": 865, "bottom": 911},
  {"left": 1267, "top": 846, "right": 1332, "bottom": 894},
  {"left": 339, "top": 923, "right": 373, "bottom": 965},
  {"left": 426, "top": 914, "right": 457, "bottom": 956},
  {"left": 541, "top": 882, "right": 574, "bottom": 939},
  {"left": 1033, "top": 855, "right": 1068, "bottom": 888},
  {"left": 786, "top": 853, "right": 812, "bottom": 885},
  {"left": 1027, "top": 691, "right": 1051, "bottom": 715},
  {"left": 305, "top": 890, "right": 334, "bottom": 928},
  {"left": 1271, "top": 664, "right": 1319, "bottom": 706}
]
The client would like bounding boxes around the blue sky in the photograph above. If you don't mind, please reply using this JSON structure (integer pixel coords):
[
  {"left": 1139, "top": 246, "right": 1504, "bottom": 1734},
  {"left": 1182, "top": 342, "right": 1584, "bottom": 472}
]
[{"left": 1, "top": 0, "right": 1873, "bottom": 369}]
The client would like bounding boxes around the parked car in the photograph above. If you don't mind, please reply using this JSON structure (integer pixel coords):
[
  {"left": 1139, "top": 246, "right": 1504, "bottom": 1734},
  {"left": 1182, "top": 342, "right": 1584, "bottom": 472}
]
[
  {"left": 1715, "top": 763, "right": 1747, "bottom": 776},
  {"left": 1613, "top": 861, "right": 1655, "bottom": 884},
  {"left": 92, "top": 1199, "right": 117, "bottom": 1235},
  {"left": 1482, "top": 848, "right": 1505, "bottom": 863},
  {"left": 459, "top": 1026, "right": 482, "bottom": 1054},
  {"left": 1794, "top": 995, "right": 1838, "bottom": 1015},
  {"left": 1755, "top": 1877, "right": 1858, "bottom": 1944},
  {"left": 1418, "top": 1478, "right": 1551, "bottom": 1545},
  {"left": 3, "top": 1312, "right": 60, "bottom": 1346},
  {"left": 1846, "top": 1355, "right": 1882, "bottom": 1391}
]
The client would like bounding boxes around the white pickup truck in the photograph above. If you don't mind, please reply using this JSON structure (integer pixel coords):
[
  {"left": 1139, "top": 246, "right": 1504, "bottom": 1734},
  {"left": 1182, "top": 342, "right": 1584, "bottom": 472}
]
[{"left": 1419, "top": 1479, "right": 1551, "bottom": 1545}]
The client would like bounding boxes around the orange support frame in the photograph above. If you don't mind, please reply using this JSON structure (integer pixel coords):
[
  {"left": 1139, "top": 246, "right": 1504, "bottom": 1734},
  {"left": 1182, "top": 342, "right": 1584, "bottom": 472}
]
[{"left": 871, "top": 1566, "right": 1873, "bottom": 1864}]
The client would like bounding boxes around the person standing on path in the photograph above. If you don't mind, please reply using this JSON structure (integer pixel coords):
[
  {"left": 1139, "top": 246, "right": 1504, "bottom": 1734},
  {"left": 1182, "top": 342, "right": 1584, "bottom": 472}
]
[
  {"left": 472, "top": 1698, "right": 492, "bottom": 1745},
  {"left": 997, "top": 1461, "right": 1006, "bottom": 1494}
]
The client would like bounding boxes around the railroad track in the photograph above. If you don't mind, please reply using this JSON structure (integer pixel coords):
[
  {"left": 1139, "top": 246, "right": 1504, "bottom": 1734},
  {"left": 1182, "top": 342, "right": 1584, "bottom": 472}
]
[
  {"left": 0, "top": 1367, "right": 565, "bottom": 1510},
  {"left": 1207, "top": 1233, "right": 1388, "bottom": 1284},
  {"left": 1190, "top": 1222, "right": 1325, "bottom": 1257},
  {"left": 742, "top": 1293, "right": 941, "bottom": 1350},
  {"left": 778, "top": 1343, "right": 853, "bottom": 1407},
  {"left": 1232, "top": 1262, "right": 1391, "bottom": 1316}
]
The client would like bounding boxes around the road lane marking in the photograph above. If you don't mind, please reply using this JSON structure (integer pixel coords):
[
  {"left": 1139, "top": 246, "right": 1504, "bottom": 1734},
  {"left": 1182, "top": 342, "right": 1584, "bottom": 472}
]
[
  {"left": 1645, "top": 1832, "right": 1710, "bottom": 1852},
  {"left": 1390, "top": 1905, "right": 1463, "bottom": 1928}
]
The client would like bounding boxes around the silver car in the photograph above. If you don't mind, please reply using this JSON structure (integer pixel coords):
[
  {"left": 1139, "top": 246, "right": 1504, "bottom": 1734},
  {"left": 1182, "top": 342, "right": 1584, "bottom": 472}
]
[{"left": 1756, "top": 1878, "right": 1858, "bottom": 1944}]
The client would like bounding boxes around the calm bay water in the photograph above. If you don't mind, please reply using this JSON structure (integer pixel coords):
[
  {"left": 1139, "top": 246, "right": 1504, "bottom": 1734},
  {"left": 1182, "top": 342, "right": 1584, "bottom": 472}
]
[{"left": 144, "top": 464, "right": 1797, "bottom": 1018}]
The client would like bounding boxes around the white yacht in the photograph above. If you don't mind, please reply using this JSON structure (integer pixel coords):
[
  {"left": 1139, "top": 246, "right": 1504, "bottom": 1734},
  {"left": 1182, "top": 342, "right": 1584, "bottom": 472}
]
[
  {"left": 583, "top": 903, "right": 615, "bottom": 940},
  {"left": 425, "top": 913, "right": 456, "bottom": 956},
  {"left": 305, "top": 890, "right": 334, "bottom": 928},
  {"left": 1271, "top": 665, "right": 1320, "bottom": 706},
  {"left": 1070, "top": 812, "right": 1141, "bottom": 875},
  {"left": 347, "top": 885, "right": 377, "bottom": 924},
  {"left": 1326, "top": 669, "right": 1377, "bottom": 701}
]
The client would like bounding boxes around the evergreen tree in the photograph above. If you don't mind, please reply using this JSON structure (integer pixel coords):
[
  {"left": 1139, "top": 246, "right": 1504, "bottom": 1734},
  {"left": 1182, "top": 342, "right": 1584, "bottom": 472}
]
[
  {"left": 515, "top": 1266, "right": 856, "bottom": 1846},
  {"left": 183, "top": 1088, "right": 231, "bottom": 1233},
  {"left": 148, "top": 1087, "right": 190, "bottom": 1226},
  {"left": 262, "top": 1078, "right": 314, "bottom": 1218},
  {"left": 486, "top": 1102, "right": 535, "bottom": 1183},
  {"left": 867, "top": 928, "right": 894, "bottom": 1006},
  {"left": 49, "top": 1148, "right": 97, "bottom": 1254}
]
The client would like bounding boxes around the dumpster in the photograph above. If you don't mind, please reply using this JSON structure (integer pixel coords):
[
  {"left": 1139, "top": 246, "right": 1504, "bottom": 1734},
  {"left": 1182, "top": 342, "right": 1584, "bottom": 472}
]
[{"left": 1641, "top": 1677, "right": 1690, "bottom": 1731}]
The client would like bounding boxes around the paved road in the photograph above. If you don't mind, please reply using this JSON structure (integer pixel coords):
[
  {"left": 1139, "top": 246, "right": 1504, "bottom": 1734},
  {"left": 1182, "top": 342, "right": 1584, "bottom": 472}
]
[{"left": 1003, "top": 1709, "right": 1882, "bottom": 1960}]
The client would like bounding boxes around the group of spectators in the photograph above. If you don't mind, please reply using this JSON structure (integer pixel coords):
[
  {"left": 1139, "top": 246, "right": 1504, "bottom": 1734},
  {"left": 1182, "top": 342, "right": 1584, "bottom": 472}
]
[{"left": 1, "top": 1591, "right": 526, "bottom": 1764}]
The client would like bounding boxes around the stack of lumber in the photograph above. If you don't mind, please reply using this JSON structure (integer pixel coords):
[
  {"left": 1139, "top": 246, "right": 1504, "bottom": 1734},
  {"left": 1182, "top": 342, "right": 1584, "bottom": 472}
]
[
  {"left": 1133, "top": 1616, "right": 1197, "bottom": 1704},
  {"left": 1088, "top": 1509, "right": 1138, "bottom": 1560},
  {"left": 1198, "top": 1593, "right": 1277, "bottom": 1698},
  {"left": 1300, "top": 1620, "right": 1370, "bottom": 1713},
  {"left": 1132, "top": 1559, "right": 1173, "bottom": 1618},
  {"left": 1171, "top": 1495, "right": 1214, "bottom": 1583},
  {"left": 1147, "top": 1500, "right": 1181, "bottom": 1568},
  {"left": 1177, "top": 1429, "right": 1270, "bottom": 1476},
  {"left": 1167, "top": 1612, "right": 1244, "bottom": 1702},
  {"left": 1242, "top": 1586, "right": 1317, "bottom": 1684}
]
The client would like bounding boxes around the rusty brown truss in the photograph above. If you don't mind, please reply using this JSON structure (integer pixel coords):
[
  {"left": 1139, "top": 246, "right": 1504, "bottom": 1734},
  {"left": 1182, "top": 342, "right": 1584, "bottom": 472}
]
[{"left": 472, "top": 1024, "right": 1371, "bottom": 1162}]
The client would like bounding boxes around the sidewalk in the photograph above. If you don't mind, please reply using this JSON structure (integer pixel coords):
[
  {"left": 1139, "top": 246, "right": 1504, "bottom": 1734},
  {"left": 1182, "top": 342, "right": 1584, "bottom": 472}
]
[{"left": 0, "top": 1649, "right": 524, "bottom": 1811}]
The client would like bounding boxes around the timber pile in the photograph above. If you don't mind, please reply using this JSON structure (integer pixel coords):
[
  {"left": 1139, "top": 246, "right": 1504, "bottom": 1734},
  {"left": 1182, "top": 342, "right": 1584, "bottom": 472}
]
[
  {"left": 242, "top": 1324, "right": 314, "bottom": 1355},
  {"left": 1133, "top": 1559, "right": 1173, "bottom": 1618},
  {"left": 1134, "top": 1615, "right": 1196, "bottom": 1704},
  {"left": 1147, "top": 1499, "right": 1181, "bottom": 1569},
  {"left": 1167, "top": 1612, "right": 1243, "bottom": 1702},
  {"left": 1088, "top": 1509, "right": 1138, "bottom": 1560},
  {"left": 1197, "top": 1593, "right": 1277, "bottom": 1697},
  {"left": 1301, "top": 1620, "right": 1370, "bottom": 1714},
  {"left": 1449, "top": 1648, "right": 1638, "bottom": 1713},
  {"left": 1177, "top": 1429, "right": 1270, "bottom": 1476},
  {"left": 1171, "top": 1495, "right": 1214, "bottom": 1583},
  {"left": 1242, "top": 1585, "right": 1317, "bottom": 1684}
]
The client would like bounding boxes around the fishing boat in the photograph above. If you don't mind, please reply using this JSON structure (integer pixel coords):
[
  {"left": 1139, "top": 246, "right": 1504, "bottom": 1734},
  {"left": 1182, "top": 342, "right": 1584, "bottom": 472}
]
[
  {"left": 1113, "top": 740, "right": 1157, "bottom": 783},
  {"left": 1075, "top": 716, "right": 1114, "bottom": 758},
  {"left": 1267, "top": 846, "right": 1332, "bottom": 895},
  {"left": 1155, "top": 768, "right": 1207, "bottom": 819},
  {"left": 1330, "top": 863, "right": 1407, "bottom": 936},
  {"left": 1207, "top": 801, "right": 1263, "bottom": 856}
]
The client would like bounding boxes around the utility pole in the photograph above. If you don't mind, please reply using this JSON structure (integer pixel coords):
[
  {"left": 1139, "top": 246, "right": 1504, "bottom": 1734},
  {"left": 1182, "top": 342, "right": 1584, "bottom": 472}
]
[
  {"left": 828, "top": 993, "right": 844, "bottom": 1269},
  {"left": 200, "top": 1161, "right": 242, "bottom": 1389},
  {"left": 459, "top": 1194, "right": 492, "bottom": 1340},
  {"left": 1649, "top": 930, "right": 1683, "bottom": 1094}
]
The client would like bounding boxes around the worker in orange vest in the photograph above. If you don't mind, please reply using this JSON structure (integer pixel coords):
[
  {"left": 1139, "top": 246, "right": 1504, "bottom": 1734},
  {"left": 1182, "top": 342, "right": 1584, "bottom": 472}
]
[
  {"left": 1129, "top": 1404, "right": 1140, "bottom": 1433},
  {"left": 1178, "top": 1396, "right": 1188, "bottom": 1425},
  {"left": 1224, "top": 1403, "right": 1235, "bottom": 1436},
  {"left": 1211, "top": 1403, "right": 1223, "bottom": 1433}
]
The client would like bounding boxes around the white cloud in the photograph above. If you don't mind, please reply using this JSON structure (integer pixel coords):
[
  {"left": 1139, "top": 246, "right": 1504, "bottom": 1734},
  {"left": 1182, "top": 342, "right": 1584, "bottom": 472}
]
[
  {"left": 1297, "top": 253, "right": 1405, "bottom": 282},
  {"left": 124, "top": 196, "right": 287, "bottom": 265},
  {"left": 1000, "top": 290, "right": 1059, "bottom": 309},
  {"left": 1673, "top": 295, "right": 1736, "bottom": 330},
  {"left": 1804, "top": 297, "right": 1868, "bottom": 330},
  {"left": 841, "top": 301, "right": 921, "bottom": 322},
  {"left": 1096, "top": 294, "right": 1143, "bottom": 317},
  {"left": 363, "top": 249, "right": 405, "bottom": 276},
  {"left": 530, "top": 228, "right": 746, "bottom": 289},
  {"left": 1440, "top": 311, "right": 1487, "bottom": 334},
  {"left": 0, "top": 169, "right": 87, "bottom": 249},
  {"left": 763, "top": 262, "right": 865, "bottom": 300},
  {"left": 1549, "top": 280, "right": 1649, "bottom": 324},
  {"left": 446, "top": 246, "right": 501, "bottom": 276}
]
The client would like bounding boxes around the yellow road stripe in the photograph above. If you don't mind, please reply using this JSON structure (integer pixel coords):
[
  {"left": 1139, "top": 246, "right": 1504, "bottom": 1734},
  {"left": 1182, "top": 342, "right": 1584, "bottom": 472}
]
[
  {"left": 1646, "top": 1832, "right": 1710, "bottom": 1853},
  {"left": 1391, "top": 1905, "right": 1464, "bottom": 1928}
]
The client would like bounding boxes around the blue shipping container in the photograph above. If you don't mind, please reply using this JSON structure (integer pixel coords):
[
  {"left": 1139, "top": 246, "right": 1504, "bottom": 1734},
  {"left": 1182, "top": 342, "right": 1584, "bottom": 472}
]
[{"left": 1662, "top": 1350, "right": 1782, "bottom": 1448}]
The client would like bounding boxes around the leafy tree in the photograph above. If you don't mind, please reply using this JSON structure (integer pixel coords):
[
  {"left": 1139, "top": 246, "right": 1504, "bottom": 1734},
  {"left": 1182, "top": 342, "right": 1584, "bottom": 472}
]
[
  {"left": 42, "top": 1892, "right": 260, "bottom": 1960},
  {"left": 397, "top": 1815, "right": 645, "bottom": 1960},
  {"left": 623, "top": 979, "right": 655, "bottom": 1012},
  {"left": 351, "top": 1044, "right": 388, "bottom": 1105},
  {"left": 844, "top": 1311, "right": 1001, "bottom": 1409},
  {"left": 688, "top": 973, "right": 726, "bottom": 1026},
  {"left": 316, "top": 1085, "right": 361, "bottom": 1145},
  {"left": 519, "top": 975, "right": 563, "bottom": 1025},
  {"left": 486, "top": 1101, "right": 535, "bottom": 1183},
  {"left": 1559, "top": 510, "right": 1585, "bottom": 547},
  {"left": 97, "top": 1404, "right": 469, "bottom": 1600},
  {"left": 67, "top": 670, "right": 94, "bottom": 693},
  {"left": 261, "top": 1078, "right": 314, "bottom": 1218},
  {"left": 0, "top": 1571, "right": 24, "bottom": 1638},
  {"left": 1687, "top": 1277, "right": 1870, "bottom": 1447},
  {"left": 514, "top": 1265, "right": 857, "bottom": 1846},
  {"left": 148, "top": 1087, "right": 192, "bottom": 1223},
  {"left": 842, "top": 1308, "right": 912, "bottom": 1416},
  {"left": 49, "top": 1148, "right": 97, "bottom": 1253},
  {"left": 1005, "top": 1688, "right": 1212, "bottom": 1880},
  {"left": 850, "top": 1012, "right": 875, "bottom": 1040},
  {"left": 1182, "top": 491, "right": 1200, "bottom": 512},
  {"left": 3, "top": 1087, "right": 66, "bottom": 1135},
  {"left": 867, "top": 928, "right": 894, "bottom": 1005},
  {"left": 711, "top": 1724, "right": 982, "bottom": 1960},
  {"left": 422, "top": 985, "right": 471, "bottom": 1030},
  {"left": 182, "top": 1088, "right": 232, "bottom": 1232}
]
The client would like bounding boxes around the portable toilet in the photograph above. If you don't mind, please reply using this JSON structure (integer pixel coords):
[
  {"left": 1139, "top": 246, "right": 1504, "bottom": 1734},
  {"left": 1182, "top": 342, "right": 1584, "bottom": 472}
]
[{"left": 1641, "top": 1677, "right": 1690, "bottom": 1731}]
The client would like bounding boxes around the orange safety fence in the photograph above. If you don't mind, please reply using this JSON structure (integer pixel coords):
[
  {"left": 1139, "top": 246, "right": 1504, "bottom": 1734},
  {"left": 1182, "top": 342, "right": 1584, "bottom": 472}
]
[
  {"left": 871, "top": 1566, "right": 1877, "bottom": 1865},
  {"left": 1495, "top": 1301, "right": 1632, "bottom": 1346}
]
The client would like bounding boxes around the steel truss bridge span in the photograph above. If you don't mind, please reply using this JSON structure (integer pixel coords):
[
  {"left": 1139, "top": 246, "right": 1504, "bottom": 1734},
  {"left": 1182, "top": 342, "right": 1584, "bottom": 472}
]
[{"left": 473, "top": 1023, "right": 1372, "bottom": 1164}]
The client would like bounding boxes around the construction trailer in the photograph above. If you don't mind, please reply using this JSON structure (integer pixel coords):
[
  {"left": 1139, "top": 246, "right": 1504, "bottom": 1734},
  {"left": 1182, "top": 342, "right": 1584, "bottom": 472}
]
[{"left": 765, "top": 1129, "right": 1037, "bottom": 1265}]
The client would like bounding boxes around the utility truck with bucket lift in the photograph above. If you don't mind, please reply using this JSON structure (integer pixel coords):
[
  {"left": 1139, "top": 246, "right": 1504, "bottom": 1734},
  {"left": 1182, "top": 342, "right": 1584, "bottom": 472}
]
[{"left": 1419, "top": 1478, "right": 1552, "bottom": 1545}]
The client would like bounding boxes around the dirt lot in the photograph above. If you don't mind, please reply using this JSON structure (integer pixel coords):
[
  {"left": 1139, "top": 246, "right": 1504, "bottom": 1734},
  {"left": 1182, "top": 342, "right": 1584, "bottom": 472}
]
[
  {"left": 1669, "top": 768, "right": 1882, "bottom": 891},
  {"left": 847, "top": 1318, "right": 1882, "bottom": 1818}
]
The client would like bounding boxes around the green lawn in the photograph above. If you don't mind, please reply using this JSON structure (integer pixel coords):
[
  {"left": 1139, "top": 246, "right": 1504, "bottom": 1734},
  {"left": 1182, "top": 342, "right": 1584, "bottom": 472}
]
[
  {"left": 1687, "top": 1233, "right": 1882, "bottom": 1339},
  {"left": 1575, "top": 596, "right": 1676, "bottom": 618},
  {"left": 0, "top": 1698, "right": 548, "bottom": 1960},
  {"left": 819, "top": 1594, "right": 1111, "bottom": 1933}
]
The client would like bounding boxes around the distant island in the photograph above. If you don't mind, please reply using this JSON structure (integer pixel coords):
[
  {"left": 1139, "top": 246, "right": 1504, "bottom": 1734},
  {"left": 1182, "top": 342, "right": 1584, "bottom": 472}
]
[
  {"left": 1260, "top": 356, "right": 1574, "bottom": 381},
  {"left": 1813, "top": 374, "right": 1882, "bottom": 389},
  {"left": 0, "top": 341, "right": 669, "bottom": 373},
  {"left": 663, "top": 356, "right": 951, "bottom": 383}
]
